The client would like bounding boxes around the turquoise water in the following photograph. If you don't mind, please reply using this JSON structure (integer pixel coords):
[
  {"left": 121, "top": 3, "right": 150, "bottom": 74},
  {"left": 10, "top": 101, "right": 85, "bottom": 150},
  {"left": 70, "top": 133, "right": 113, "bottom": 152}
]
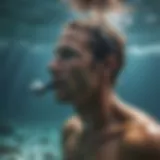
[
  {"left": 0, "top": 0, "right": 160, "bottom": 159},
  {"left": 0, "top": 123, "right": 62, "bottom": 160}
]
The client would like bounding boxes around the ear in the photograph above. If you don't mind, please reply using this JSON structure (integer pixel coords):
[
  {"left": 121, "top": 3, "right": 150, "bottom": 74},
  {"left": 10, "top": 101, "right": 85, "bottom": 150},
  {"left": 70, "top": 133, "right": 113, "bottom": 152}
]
[{"left": 90, "top": 55, "right": 117, "bottom": 76}]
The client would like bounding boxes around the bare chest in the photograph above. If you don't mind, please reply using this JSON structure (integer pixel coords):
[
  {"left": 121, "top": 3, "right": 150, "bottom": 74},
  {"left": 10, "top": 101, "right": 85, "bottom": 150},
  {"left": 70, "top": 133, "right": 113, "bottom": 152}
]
[{"left": 73, "top": 131, "right": 122, "bottom": 160}]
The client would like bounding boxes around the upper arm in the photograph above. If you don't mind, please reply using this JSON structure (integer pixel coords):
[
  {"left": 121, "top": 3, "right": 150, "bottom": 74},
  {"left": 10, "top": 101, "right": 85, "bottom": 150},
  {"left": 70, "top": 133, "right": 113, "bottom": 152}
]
[
  {"left": 123, "top": 122, "right": 160, "bottom": 159},
  {"left": 61, "top": 116, "right": 82, "bottom": 160}
]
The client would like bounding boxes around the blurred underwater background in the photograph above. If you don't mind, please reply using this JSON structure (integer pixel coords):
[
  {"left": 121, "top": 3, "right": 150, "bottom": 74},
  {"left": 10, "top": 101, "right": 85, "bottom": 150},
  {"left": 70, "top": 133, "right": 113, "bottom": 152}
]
[{"left": 0, "top": 0, "right": 160, "bottom": 159}]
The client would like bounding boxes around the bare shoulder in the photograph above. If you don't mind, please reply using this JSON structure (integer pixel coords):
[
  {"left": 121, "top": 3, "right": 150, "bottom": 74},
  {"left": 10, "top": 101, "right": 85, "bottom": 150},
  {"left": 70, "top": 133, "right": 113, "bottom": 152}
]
[
  {"left": 123, "top": 120, "right": 160, "bottom": 145},
  {"left": 62, "top": 115, "right": 83, "bottom": 137},
  {"left": 122, "top": 115, "right": 160, "bottom": 159},
  {"left": 114, "top": 100, "right": 160, "bottom": 146},
  {"left": 121, "top": 103, "right": 160, "bottom": 145},
  {"left": 61, "top": 115, "right": 83, "bottom": 159},
  {"left": 62, "top": 115, "right": 83, "bottom": 147}
]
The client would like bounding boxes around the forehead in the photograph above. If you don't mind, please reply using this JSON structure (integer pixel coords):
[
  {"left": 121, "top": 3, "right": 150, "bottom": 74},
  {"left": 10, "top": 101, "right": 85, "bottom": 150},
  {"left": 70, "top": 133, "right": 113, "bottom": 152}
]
[{"left": 59, "top": 26, "right": 91, "bottom": 49}]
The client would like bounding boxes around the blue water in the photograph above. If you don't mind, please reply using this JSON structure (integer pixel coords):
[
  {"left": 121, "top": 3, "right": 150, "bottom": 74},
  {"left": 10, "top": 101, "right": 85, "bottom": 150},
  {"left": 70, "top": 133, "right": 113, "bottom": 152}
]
[{"left": 0, "top": 0, "right": 160, "bottom": 159}]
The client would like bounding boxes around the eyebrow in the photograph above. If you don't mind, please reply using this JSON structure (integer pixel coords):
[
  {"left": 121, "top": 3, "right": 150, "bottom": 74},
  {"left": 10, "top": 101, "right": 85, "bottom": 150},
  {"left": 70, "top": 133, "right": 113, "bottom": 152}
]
[
  {"left": 55, "top": 46, "right": 72, "bottom": 54},
  {"left": 54, "top": 46, "right": 80, "bottom": 56}
]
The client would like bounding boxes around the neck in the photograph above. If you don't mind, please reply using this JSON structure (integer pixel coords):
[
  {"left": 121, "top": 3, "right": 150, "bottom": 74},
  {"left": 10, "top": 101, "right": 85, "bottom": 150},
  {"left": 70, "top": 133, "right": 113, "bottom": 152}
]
[{"left": 74, "top": 87, "right": 115, "bottom": 131}]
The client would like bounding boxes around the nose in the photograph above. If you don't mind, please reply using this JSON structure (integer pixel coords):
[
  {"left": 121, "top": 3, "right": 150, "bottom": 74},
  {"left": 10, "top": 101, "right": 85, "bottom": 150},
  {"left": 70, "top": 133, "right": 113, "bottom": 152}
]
[{"left": 48, "top": 60, "right": 59, "bottom": 73}]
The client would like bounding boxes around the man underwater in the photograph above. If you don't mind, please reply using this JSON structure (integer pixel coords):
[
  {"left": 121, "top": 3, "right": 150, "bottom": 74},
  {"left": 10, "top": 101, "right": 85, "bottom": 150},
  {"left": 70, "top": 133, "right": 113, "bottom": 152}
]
[{"left": 48, "top": 0, "right": 160, "bottom": 159}]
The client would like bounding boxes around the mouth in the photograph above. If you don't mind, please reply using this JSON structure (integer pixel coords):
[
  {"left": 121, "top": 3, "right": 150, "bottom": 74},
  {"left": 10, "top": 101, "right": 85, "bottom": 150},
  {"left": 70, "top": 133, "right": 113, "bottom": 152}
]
[
  {"left": 53, "top": 79, "right": 66, "bottom": 90},
  {"left": 53, "top": 79, "right": 70, "bottom": 100}
]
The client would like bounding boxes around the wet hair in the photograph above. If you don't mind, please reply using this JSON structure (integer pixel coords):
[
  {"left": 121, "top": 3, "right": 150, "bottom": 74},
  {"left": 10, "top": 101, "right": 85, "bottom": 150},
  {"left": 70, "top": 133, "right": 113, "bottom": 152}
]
[
  {"left": 88, "top": 27, "right": 118, "bottom": 61},
  {"left": 65, "top": 20, "right": 125, "bottom": 84}
]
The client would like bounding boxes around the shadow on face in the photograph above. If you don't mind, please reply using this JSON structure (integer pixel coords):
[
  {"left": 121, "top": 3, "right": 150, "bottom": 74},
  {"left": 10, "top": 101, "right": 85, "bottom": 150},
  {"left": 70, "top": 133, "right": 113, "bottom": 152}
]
[
  {"left": 48, "top": 25, "right": 102, "bottom": 103},
  {"left": 48, "top": 20, "right": 124, "bottom": 103}
]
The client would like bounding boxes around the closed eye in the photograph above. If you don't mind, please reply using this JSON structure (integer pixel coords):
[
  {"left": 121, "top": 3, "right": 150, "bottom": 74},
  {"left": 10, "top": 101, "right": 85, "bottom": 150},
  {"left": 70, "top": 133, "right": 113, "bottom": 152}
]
[{"left": 56, "top": 47, "right": 80, "bottom": 60}]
